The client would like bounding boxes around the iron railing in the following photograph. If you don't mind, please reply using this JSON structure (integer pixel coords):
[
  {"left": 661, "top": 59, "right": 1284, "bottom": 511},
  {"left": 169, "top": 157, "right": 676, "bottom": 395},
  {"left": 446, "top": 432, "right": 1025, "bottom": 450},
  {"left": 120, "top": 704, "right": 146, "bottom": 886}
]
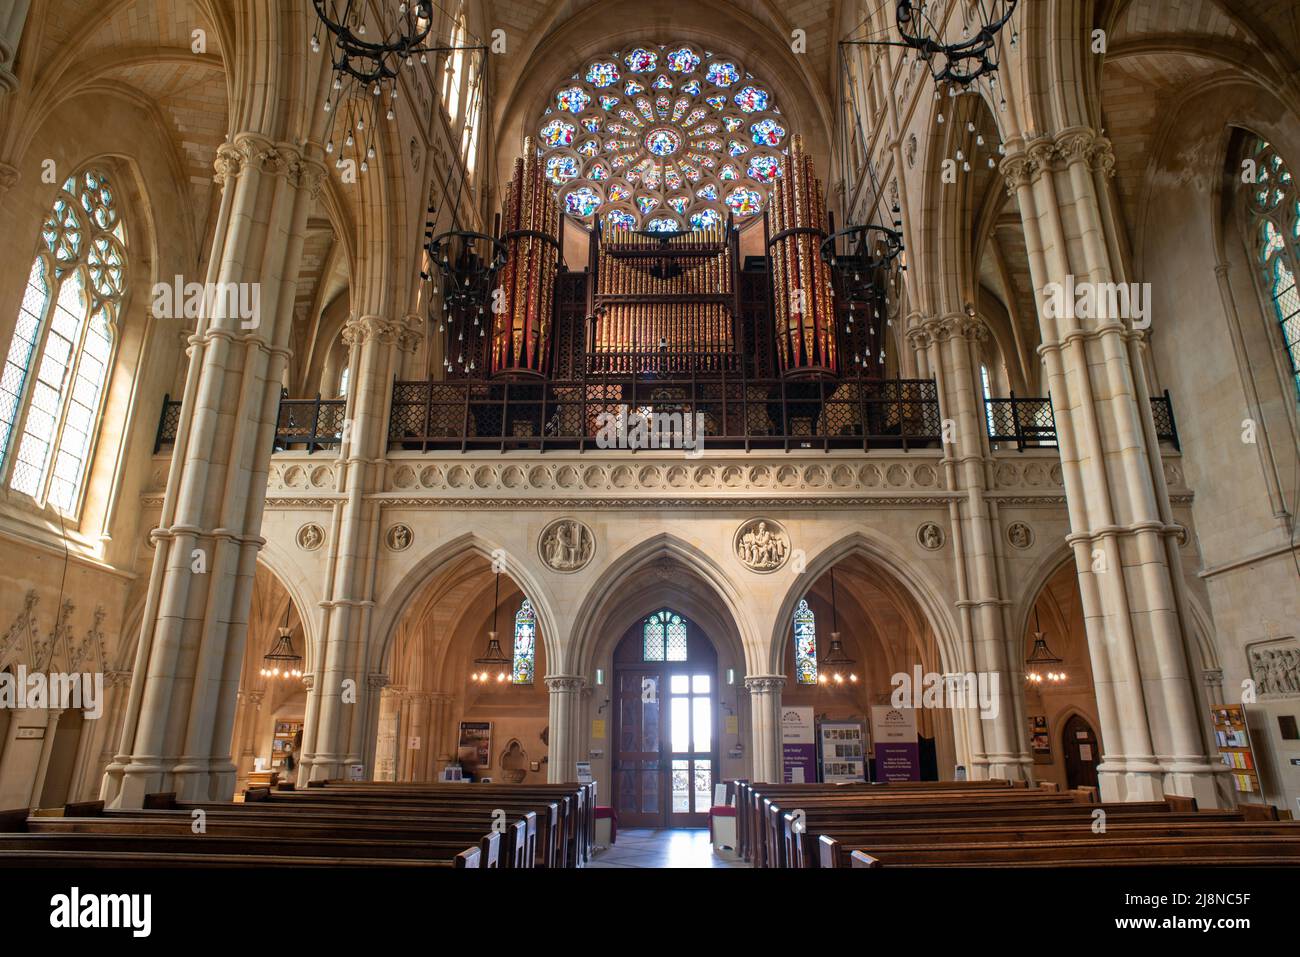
[
  {"left": 387, "top": 376, "right": 943, "bottom": 452},
  {"left": 154, "top": 385, "right": 1179, "bottom": 456},
  {"left": 154, "top": 394, "right": 347, "bottom": 454},
  {"left": 985, "top": 390, "right": 1180, "bottom": 451}
]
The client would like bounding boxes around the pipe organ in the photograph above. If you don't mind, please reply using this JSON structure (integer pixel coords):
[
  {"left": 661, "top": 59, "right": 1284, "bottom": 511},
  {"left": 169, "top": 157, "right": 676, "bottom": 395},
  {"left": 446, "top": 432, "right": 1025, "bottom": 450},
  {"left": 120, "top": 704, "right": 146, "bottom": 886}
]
[
  {"left": 491, "top": 138, "right": 561, "bottom": 376},
  {"left": 768, "top": 134, "right": 837, "bottom": 376},
  {"left": 446, "top": 137, "right": 886, "bottom": 384},
  {"left": 588, "top": 224, "right": 739, "bottom": 374}
]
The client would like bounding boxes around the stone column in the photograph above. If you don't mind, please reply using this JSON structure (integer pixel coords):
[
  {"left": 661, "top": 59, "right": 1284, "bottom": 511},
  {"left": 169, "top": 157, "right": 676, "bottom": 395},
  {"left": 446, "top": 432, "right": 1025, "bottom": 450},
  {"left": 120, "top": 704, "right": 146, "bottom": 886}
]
[
  {"left": 912, "top": 314, "right": 1029, "bottom": 782},
  {"left": 374, "top": 685, "right": 403, "bottom": 782},
  {"left": 90, "top": 671, "right": 133, "bottom": 791},
  {"left": 300, "top": 314, "right": 420, "bottom": 783},
  {"left": 1001, "top": 128, "right": 1217, "bottom": 803},
  {"left": 0, "top": 0, "right": 30, "bottom": 94},
  {"left": 744, "top": 675, "right": 784, "bottom": 783},
  {"left": 102, "top": 134, "right": 323, "bottom": 807},
  {"left": 545, "top": 675, "right": 586, "bottom": 783}
]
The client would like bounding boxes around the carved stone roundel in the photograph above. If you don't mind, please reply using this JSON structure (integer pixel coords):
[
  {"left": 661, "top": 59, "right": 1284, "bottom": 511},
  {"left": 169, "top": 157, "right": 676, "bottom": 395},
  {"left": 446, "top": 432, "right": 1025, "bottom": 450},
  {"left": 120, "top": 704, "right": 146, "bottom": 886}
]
[
  {"left": 386, "top": 524, "right": 413, "bottom": 551},
  {"left": 734, "top": 518, "right": 791, "bottom": 573},
  {"left": 917, "top": 522, "right": 945, "bottom": 551},
  {"left": 297, "top": 523, "right": 325, "bottom": 551},
  {"left": 539, "top": 518, "right": 594, "bottom": 572},
  {"left": 1006, "top": 522, "right": 1033, "bottom": 549}
]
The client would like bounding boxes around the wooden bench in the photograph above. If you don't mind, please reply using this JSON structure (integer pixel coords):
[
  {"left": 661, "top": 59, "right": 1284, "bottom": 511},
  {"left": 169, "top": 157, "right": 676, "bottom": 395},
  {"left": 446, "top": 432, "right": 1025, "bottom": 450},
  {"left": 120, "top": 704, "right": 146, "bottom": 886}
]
[{"left": 844, "top": 834, "right": 1300, "bottom": 867}]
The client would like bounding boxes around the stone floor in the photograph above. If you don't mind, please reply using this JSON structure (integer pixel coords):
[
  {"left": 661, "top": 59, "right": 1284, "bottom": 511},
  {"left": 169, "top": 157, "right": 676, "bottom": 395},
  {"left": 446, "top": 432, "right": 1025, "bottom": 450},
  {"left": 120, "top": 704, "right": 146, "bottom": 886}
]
[{"left": 587, "top": 827, "right": 750, "bottom": 868}]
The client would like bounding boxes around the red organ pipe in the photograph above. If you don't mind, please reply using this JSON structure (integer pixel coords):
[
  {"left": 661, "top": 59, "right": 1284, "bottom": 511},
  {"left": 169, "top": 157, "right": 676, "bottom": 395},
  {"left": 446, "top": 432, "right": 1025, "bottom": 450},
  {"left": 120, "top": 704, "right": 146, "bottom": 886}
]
[
  {"left": 492, "top": 138, "right": 560, "bottom": 375},
  {"left": 769, "top": 134, "right": 837, "bottom": 376}
]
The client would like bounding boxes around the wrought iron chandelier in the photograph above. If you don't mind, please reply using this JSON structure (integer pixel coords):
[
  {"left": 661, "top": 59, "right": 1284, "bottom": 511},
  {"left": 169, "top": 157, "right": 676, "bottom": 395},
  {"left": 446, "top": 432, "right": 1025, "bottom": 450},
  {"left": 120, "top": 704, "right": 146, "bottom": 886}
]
[
  {"left": 894, "top": 1, "right": 1018, "bottom": 87},
  {"left": 470, "top": 571, "right": 511, "bottom": 684},
  {"left": 421, "top": 224, "right": 506, "bottom": 375},
  {"left": 818, "top": 569, "right": 859, "bottom": 686},
  {"left": 260, "top": 607, "right": 304, "bottom": 681},
  {"left": 311, "top": 1, "right": 485, "bottom": 175},
  {"left": 1025, "top": 608, "right": 1067, "bottom": 685}
]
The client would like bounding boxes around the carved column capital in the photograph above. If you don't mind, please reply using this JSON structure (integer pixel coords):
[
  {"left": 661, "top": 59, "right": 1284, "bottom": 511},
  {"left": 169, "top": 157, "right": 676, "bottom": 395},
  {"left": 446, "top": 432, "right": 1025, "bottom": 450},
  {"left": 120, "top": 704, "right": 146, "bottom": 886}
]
[
  {"left": 367, "top": 673, "right": 391, "bottom": 691},
  {"left": 544, "top": 674, "right": 587, "bottom": 694},
  {"left": 214, "top": 133, "right": 326, "bottom": 197},
  {"left": 743, "top": 675, "right": 786, "bottom": 694},
  {"left": 342, "top": 314, "right": 422, "bottom": 352}
]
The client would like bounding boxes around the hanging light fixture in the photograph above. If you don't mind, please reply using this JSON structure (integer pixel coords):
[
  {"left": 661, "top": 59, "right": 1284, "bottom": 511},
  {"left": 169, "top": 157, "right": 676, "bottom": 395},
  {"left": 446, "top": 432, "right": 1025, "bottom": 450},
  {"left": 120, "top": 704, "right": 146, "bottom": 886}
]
[
  {"left": 817, "top": 569, "right": 859, "bottom": 686},
  {"left": 1025, "top": 607, "right": 1067, "bottom": 685},
  {"left": 260, "top": 606, "right": 304, "bottom": 681},
  {"left": 469, "top": 570, "right": 511, "bottom": 684},
  {"left": 311, "top": 2, "right": 486, "bottom": 175},
  {"left": 894, "top": 1, "right": 1019, "bottom": 87}
]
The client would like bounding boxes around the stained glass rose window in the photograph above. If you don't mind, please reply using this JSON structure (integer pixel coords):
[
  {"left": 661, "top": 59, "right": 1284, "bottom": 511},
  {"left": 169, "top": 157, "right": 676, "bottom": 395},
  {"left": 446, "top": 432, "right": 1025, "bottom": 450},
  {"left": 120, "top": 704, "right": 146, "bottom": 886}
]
[{"left": 537, "top": 43, "right": 787, "bottom": 232}]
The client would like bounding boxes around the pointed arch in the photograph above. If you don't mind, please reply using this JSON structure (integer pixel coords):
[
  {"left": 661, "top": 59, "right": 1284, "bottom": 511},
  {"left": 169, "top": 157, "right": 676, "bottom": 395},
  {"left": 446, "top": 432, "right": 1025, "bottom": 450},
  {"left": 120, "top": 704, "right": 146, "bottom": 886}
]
[
  {"left": 367, "top": 532, "right": 561, "bottom": 680},
  {"left": 766, "top": 530, "right": 962, "bottom": 677},
  {"left": 568, "top": 532, "right": 756, "bottom": 675}
]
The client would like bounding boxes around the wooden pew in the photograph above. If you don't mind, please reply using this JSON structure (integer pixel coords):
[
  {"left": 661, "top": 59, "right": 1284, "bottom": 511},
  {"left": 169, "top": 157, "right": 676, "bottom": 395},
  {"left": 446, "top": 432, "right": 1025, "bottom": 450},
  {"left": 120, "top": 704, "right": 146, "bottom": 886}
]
[
  {"left": 304, "top": 781, "right": 596, "bottom": 866},
  {"left": 237, "top": 786, "right": 569, "bottom": 867},
  {"left": 151, "top": 791, "right": 552, "bottom": 868},
  {"left": 843, "top": 833, "right": 1300, "bottom": 867},
  {"left": 26, "top": 809, "right": 531, "bottom": 869}
]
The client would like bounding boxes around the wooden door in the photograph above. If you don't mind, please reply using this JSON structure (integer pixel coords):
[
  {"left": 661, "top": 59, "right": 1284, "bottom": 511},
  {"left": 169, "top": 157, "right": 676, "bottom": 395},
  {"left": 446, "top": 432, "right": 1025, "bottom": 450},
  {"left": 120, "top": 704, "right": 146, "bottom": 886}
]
[
  {"left": 614, "top": 669, "right": 663, "bottom": 827},
  {"left": 1062, "top": 714, "right": 1100, "bottom": 792},
  {"left": 613, "top": 610, "right": 718, "bottom": 828}
]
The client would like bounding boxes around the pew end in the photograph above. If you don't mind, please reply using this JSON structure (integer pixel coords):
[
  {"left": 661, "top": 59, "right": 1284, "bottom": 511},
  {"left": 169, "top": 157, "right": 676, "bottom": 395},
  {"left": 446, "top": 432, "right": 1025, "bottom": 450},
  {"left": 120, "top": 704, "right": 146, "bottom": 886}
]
[
  {"left": 0, "top": 809, "right": 29, "bottom": 832},
  {"left": 1164, "top": 794, "right": 1198, "bottom": 813},
  {"left": 849, "top": 850, "right": 880, "bottom": 868},
  {"left": 1239, "top": 802, "right": 1278, "bottom": 821},
  {"left": 143, "top": 792, "right": 177, "bottom": 809}
]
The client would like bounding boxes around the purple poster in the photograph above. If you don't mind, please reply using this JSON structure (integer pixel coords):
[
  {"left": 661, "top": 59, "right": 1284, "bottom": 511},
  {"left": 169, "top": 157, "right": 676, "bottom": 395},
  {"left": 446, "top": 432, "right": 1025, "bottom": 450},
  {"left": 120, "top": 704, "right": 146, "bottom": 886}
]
[
  {"left": 871, "top": 706, "right": 920, "bottom": 782},
  {"left": 781, "top": 707, "right": 817, "bottom": 783}
]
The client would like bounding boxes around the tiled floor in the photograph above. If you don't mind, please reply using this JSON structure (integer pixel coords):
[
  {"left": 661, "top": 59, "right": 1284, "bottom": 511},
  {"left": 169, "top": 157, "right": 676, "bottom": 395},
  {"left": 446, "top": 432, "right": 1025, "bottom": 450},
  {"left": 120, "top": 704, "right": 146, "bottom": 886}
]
[{"left": 587, "top": 827, "right": 749, "bottom": 868}]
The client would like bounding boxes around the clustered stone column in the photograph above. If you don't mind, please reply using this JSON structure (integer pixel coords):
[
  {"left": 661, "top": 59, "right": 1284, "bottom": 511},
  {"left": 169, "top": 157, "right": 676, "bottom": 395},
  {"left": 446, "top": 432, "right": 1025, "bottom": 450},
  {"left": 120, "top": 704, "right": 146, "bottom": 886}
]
[
  {"left": 299, "top": 313, "right": 420, "bottom": 784},
  {"left": 545, "top": 675, "right": 586, "bottom": 783},
  {"left": 908, "top": 314, "right": 1029, "bottom": 782},
  {"left": 0, "top": 0, "right": 29, "bottom": 95},
  {"left": 1001, "top": 127, "right": 1217, "bottom": 803},
  {"left": 102, "top": 133, "right": 323, "bottom": 807},
  {"left": 743, "top": 675, "right": 784, "bottom": 783}
]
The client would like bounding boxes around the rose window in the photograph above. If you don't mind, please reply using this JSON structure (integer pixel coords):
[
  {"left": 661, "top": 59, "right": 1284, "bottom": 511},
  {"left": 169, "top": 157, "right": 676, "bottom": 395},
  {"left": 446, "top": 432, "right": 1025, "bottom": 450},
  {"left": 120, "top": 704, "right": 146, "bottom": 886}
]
[{"left": 536, "top": 43, "right": 789, "bottom": 232}]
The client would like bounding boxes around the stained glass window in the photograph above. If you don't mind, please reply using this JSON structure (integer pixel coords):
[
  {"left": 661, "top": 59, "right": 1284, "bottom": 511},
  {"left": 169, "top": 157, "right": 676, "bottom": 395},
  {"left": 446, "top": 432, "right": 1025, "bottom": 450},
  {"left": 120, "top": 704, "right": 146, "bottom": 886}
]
[
  {"left": 1242, "top": 138, "right": 1300, "bottom": 401},
  {"left": 512, "top": 599, "right": 536, "bottom": 684},
  {"left": 536, "top": 43, "right": 788, "bottom": 231},
  {"left": 643, "top": 609, "right": 688, "bottom": 662},
  {"left": 0, "top": 169, "right": 124, "bottom": 514},
  {"left": 793, "top": 599, "right": 818, "bottom": 685}
]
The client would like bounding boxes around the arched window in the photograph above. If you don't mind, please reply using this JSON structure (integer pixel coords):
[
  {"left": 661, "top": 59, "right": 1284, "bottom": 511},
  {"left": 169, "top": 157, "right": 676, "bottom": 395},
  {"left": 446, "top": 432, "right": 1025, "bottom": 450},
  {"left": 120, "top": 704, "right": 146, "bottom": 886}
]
[
  {"left": 511, "top": 599, "right": 536, "bottom": 684},
  {"left": 533, "top": 43, "right": 789, "bottom": 232},
  {"left": 0, "top": 170, "right": 125, "bottom": 513},
  {"left": 1242, "top": 138, "right": 1300, "bottom": 402},
  {"left": 337, "top": 365, "right": 350, "bottom": 398},
  {"left": 793, "top": 598, "right": 818, "bottom": 684},
  {"left": 643, "top": 609, "right": 687, "bottom": 662},
  {"left": 980, "top": 363, "right": 997, "bottom": 435}
]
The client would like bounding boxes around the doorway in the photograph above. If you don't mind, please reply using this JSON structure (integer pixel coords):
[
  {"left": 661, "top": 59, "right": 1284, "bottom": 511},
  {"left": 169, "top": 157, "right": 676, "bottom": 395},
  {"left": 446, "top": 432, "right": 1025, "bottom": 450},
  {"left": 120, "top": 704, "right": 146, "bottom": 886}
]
[
  {"left": 613, "top": 610, "right": 718, "bottom": 827},
  {"left": 1062, "top": 714, "right": 1101, "bottom": 792}
]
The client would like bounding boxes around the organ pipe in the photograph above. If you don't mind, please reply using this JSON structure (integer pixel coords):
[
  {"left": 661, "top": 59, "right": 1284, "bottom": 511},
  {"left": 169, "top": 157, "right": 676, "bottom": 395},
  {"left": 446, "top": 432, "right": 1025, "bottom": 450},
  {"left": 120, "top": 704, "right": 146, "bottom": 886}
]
[
  {"left": 492, "top": 137, "right": 561, "bottom": 376},
  {"left": 769, "top": 134, "right": 837, "bottom": 376}
]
